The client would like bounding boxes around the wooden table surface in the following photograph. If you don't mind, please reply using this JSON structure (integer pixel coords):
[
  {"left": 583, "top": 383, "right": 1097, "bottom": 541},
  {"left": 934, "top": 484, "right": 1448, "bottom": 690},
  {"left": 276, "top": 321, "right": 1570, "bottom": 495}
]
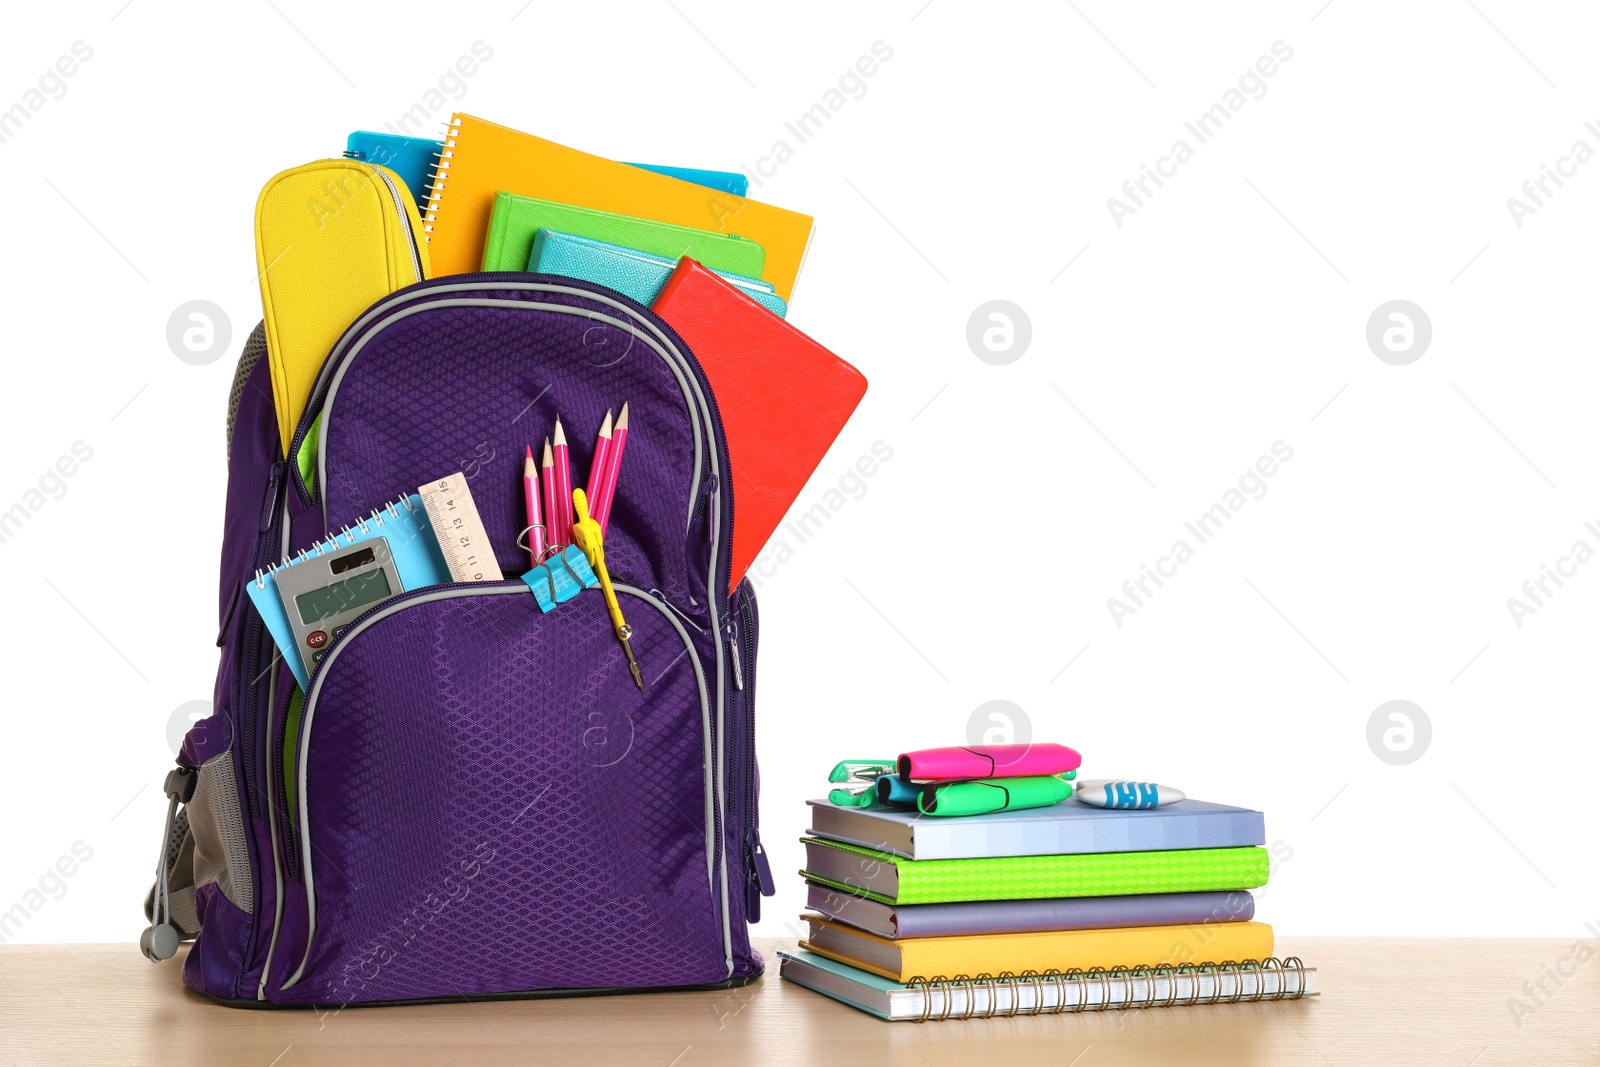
[{"left": 3, "top": 938, "right": 1597, "bottom": 1066}]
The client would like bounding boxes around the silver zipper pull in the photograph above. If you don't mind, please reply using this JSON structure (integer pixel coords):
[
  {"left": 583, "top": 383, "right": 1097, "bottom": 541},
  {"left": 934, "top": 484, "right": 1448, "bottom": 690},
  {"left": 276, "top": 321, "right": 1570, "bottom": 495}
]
[{"left": 726, "top": 623, "right": 745, "bottom": 691}]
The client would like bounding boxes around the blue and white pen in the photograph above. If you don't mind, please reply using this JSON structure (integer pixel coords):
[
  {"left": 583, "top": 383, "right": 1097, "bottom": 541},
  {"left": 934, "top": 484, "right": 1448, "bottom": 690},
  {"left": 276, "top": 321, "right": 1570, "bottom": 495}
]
[{"left": 1074, "top": 780, "right": 1185, "bottom": 809}]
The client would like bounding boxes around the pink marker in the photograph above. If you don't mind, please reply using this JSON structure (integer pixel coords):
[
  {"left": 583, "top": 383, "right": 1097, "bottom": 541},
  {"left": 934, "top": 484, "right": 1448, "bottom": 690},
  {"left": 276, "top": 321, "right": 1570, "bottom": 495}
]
[
  {"left": 594, "top": 401, "right": 629, "bottom": 534},
  {"left": 897, "top": 743, "right": 1082, "bottom": 782},
  {"left": 552, "top": 416, "right": 575, "bottom": 547}
]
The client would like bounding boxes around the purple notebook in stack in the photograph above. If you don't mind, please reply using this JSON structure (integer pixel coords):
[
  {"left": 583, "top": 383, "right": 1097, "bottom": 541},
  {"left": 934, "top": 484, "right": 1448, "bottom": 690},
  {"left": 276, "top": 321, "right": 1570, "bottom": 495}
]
[{"left": 806, "top": 883, "right": 1255, "bottom": 939}]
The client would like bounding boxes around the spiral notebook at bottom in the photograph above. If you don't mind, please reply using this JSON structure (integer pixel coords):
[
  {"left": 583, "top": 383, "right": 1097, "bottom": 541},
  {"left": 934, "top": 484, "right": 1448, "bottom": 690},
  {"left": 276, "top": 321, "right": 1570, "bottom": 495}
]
[{"left": 778, "top": 948, "right": 1317, "bottom": 1022}]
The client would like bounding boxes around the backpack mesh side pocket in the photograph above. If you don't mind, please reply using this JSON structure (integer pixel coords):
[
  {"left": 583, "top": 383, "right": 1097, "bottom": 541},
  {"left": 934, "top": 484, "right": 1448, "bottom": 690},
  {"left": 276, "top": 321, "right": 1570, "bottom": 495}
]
[
  {"left": 188, "top": 751, "right": 253, "bottom": 915},
  {"left": 144, "top": 808, "right": 198, "bottom": 937}
]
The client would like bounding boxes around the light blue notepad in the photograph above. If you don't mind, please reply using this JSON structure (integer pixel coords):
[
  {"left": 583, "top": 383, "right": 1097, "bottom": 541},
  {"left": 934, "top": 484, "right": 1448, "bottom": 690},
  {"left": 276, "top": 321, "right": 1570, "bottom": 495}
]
[
  {"left": 529, "top": 229, "right": 788, "bottom": 318},
  {"left": 245, "top": 494, "right": 449, "bottom": 689}
]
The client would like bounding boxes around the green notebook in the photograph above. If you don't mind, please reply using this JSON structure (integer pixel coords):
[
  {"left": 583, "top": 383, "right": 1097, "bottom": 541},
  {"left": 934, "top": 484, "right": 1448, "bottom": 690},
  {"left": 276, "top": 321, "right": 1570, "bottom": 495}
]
[
  {"left": 480, "top": 192, "right": 768, "bottom": 276},
  {"left": 801, "top": 838, "right": 1269, "bottom": 905}
]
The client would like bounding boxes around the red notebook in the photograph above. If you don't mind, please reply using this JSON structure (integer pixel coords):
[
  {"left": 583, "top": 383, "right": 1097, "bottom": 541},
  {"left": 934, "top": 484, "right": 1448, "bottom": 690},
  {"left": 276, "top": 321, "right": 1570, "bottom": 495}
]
[{"left": 653, "top": 260, "right": 868, "bottom": 592}]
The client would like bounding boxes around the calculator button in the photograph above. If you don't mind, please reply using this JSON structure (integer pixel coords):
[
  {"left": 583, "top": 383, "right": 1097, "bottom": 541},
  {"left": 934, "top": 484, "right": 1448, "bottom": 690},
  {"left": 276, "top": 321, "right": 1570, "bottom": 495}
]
[
  {"left": 332, "top": 625, "right": 351, "bottom": 639},
  {"left": 313, "top": 649, "right": 326, "bottom": 664},
  {"left": 306, "top": 630, "right": 328, "bottom": 649}
]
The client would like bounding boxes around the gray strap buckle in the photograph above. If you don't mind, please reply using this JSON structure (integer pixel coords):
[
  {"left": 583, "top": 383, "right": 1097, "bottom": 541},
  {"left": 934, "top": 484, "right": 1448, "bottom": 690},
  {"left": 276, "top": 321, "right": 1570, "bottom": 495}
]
[{"left": 163, "top": 766, "right": 197, "bottom": 804}]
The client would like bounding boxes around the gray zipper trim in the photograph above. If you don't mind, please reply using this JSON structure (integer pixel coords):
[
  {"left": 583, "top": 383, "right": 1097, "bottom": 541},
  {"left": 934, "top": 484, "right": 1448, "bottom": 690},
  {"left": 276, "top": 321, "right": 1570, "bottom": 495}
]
[
  {"left": 295, "top": 282, "right": 705, "bottom": 506},
  {"left": 256, "top": 495, "right": 294, "bottom": 999},
  {"left": 255, "top": 650, "right": 285, "bottom": 1000},
  {"left": 315, "top": 298, "right": 703, "bottom": 534},
  {"left": 280, "top": 583, "right": 712, "bottom": 990}
]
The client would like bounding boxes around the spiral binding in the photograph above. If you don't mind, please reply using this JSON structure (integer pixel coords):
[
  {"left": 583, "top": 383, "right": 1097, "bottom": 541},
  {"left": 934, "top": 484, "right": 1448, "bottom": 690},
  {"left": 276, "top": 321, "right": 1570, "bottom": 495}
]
[
  {"left": 420, "top": 115, "right": 463, "bottom": 235},
  {"left": 901, "top": 957, "right": 1307, "bottom": 1022},
  {"left": 252, "top": 496, "right": 417, "bottom": 588}
]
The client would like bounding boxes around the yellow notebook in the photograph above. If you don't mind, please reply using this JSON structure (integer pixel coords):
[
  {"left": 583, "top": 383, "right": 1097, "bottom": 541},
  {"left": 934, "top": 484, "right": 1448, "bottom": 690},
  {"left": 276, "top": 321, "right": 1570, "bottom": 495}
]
[
  {"left": 801, "top": 915, "right": 1276, "bottom": 983},
  {"left": 423, "top": 114, "right": 814, "bottom": 300}
]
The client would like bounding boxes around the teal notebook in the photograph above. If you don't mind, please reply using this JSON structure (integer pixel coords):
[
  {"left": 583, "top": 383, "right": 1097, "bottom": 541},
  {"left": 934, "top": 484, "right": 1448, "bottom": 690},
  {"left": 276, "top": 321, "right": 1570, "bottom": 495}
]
[
  {"left": 245, "top": 494, "right": 449, "bottom": 689},
  {"left": 529, "top": 230, "right": 788, "bottom": 318}
]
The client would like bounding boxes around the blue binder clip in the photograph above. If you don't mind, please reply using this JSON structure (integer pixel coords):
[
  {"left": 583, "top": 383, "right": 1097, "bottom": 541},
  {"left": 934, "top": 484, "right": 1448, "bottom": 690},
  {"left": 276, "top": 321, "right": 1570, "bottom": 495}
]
[{"left": 520, "top": 545, "right": 599, "bottom": 613}]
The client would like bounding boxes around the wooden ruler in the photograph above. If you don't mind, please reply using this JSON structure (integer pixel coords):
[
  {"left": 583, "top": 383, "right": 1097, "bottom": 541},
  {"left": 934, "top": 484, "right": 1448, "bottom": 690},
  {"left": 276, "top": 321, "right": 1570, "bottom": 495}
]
[{"left": 418, "top": 472, "right": 503, "bottom": 582}]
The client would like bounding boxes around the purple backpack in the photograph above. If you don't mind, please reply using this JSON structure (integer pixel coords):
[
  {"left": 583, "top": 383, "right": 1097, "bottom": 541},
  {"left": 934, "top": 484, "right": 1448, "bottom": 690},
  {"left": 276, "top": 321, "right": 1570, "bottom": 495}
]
[{"left": 146, "top": 275, "right": 774, "bottom": 1005}]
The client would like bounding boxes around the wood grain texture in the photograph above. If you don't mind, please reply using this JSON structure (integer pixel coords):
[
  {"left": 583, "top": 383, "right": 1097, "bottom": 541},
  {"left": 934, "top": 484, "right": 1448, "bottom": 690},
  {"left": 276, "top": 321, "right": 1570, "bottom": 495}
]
[{"left": 2, "top": 938, "right": 1597, "bottom": 1066}]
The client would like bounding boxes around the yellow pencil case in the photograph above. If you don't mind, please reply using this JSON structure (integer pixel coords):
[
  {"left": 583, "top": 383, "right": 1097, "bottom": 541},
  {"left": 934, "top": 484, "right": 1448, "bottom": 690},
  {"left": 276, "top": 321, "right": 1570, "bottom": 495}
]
[{"left": 254, "top": 159, "right": 431, "bottom": 454}]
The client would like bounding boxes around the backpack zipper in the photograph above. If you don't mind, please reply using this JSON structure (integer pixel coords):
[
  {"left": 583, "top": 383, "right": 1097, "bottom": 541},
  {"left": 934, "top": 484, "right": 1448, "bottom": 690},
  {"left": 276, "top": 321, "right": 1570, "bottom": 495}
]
[
  {"left": 238, "top": 460, "right": 282, "bottom": 822},
  {"left": 725, "top": 622, "right": 743, "bottom": 692},
  {"left": 214, "top": 585, "right": 241, "bottom": 648},
  {"left": 733, "top": 588, "right": 772, "bottom": 920},
  {"left": 255, "top": 478, "right": 293, "bottom": 999},
  {"left": 204, "top": 458, "right": 281, "bottom": 996}
]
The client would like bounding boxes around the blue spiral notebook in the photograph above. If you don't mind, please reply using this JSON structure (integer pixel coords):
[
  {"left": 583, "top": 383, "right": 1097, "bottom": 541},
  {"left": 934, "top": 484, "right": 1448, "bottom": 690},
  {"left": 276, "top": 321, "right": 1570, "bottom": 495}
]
[{"left": 245, "top": 494, "right": 449, "bottom": 689}]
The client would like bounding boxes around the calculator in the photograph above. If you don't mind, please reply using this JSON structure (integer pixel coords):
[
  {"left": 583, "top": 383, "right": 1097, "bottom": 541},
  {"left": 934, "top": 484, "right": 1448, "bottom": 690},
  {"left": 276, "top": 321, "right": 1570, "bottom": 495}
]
[{"left": 274, "top": 536, "right": 402, "bottom": 671}]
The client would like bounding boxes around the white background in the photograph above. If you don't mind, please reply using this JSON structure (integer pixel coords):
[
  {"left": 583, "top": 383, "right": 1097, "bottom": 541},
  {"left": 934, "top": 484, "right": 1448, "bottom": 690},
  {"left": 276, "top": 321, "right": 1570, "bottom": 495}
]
[{"left": 2, "top": 0, "right": 1596, "bottom": 950}]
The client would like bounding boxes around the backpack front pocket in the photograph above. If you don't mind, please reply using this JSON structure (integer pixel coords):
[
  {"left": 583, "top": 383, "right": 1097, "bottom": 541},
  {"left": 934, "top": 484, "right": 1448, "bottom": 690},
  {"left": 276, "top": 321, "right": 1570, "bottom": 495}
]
[{"left": 273, "top": 581, "right": 728, "bottom": 1004}]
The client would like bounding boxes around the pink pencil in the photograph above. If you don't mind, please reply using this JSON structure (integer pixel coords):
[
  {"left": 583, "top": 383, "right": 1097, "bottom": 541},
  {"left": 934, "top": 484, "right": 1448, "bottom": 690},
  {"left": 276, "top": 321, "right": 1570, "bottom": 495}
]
[
  {"left": 594, "top": 402, "right": 629, "bottom": 535},
  {"left": 524, "top": 444, "right": 545, "bottom": 565},
  {"left": 540, "top": 438, "right": 560, "bottom": 549},
  {"left": 552, "top": 416, "right": 575, "bottom": 546},
  {"left": 586, "top": 409, "right": 614, "bottom": 503}
]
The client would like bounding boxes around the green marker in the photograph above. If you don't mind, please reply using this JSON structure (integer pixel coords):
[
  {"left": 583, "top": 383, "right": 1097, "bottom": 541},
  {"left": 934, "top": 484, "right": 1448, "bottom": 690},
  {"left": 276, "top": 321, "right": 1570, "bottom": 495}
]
[{"left": 917, "top": 775, "right": 1073, "bottom": 817}]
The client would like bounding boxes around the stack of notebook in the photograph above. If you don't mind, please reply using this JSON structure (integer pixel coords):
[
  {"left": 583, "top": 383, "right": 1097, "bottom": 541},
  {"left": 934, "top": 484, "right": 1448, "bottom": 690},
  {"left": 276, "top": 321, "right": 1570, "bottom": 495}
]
[{"left": 780, "top": 795, "right": 1316, "bottom": 1021}]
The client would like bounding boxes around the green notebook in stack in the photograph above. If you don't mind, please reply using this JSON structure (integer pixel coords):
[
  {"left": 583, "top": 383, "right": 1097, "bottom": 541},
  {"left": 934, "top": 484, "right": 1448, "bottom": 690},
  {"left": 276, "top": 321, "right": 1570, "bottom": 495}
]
[
  {"left": 801, "top": 838, "right": 1269, "bottom": 905},
  {"left": 480, "top": 191, "right": 768, "bottom": 275}
]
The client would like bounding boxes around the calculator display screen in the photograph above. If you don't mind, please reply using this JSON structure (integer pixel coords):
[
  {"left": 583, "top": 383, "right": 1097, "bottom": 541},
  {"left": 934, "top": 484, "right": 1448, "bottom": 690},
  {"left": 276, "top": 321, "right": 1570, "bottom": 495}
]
[{"left": 294, "top": 569, "right": 393, "bottom": 624}]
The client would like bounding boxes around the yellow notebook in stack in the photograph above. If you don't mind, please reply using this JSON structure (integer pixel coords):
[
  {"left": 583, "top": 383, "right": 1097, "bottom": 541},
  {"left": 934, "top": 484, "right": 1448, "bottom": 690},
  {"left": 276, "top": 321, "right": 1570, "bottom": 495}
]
[
  {"left": 422, "top": 113, "right": 814, "bottom": 300},
  {"left": 801, "top": 915, "right": 1276, "bottom": 983}
]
